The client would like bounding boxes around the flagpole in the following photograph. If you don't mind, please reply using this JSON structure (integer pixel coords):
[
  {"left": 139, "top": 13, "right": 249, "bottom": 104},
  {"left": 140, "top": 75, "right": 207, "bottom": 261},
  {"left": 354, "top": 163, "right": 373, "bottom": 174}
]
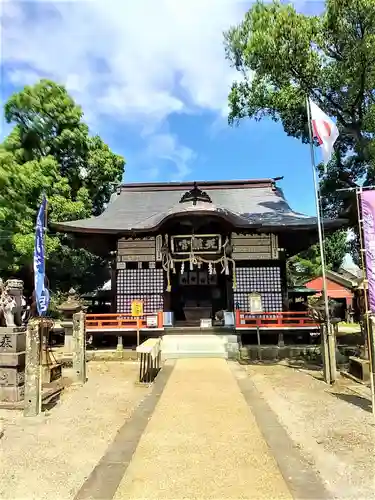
[
  {"left": 33, "top": 193, "right": 48, "bottom": 413},
  {"left": 40, "top": 194, "right": 47, "bottom": 413},
  {"left": 306, "top": 96, "right": 336, "bottom": 384}
]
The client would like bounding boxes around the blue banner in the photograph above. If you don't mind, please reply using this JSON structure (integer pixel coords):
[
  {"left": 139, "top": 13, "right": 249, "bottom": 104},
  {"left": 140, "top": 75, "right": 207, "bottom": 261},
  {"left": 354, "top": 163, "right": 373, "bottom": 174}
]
[{"left": 33, "top": 195, "right": 50, "bottom": 316}]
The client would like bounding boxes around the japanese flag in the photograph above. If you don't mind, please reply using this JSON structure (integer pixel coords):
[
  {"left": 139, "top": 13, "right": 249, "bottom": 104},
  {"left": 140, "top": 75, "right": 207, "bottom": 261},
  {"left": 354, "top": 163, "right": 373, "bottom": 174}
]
[{"left": 309, "top": 98, "right": 339, "bottom": 169}]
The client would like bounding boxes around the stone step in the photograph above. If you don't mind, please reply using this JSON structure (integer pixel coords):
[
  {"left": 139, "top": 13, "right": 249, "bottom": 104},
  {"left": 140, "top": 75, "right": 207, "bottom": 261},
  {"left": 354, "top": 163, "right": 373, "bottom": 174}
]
[
  {"left": 161, "top": 334, "right": 229, "bottom": 360},
  {"left": 162, "top": 336, "right": 227, "bottom": 350},
  {"left": 162, "top": 334, "right": 228, "bottom": 342},
  {"left": 161, "top": 351, "right": 228, "bottom": 360},
  {"left": 165, "top": 326, "right": 235, "bottom": 335}
]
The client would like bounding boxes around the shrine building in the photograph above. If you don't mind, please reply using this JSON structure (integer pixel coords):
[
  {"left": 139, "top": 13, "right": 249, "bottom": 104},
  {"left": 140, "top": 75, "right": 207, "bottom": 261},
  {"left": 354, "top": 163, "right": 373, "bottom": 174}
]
[{"left": 54, "top": 178, "right": 345, "bottom": 335}]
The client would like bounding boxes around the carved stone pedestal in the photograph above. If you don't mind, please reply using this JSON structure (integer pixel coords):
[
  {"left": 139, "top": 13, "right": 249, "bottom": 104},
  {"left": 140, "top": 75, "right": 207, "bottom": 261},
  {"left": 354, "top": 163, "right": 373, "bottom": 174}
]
[{"left": 0, "top": 327, "right": 26, "bottom": 408}]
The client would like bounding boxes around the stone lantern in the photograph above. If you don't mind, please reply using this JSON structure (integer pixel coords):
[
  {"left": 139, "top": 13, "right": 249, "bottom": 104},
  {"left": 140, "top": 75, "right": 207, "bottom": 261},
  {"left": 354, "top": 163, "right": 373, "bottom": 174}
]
[{"left": 57, "top": 288, "right": 85, "bottom": 354}]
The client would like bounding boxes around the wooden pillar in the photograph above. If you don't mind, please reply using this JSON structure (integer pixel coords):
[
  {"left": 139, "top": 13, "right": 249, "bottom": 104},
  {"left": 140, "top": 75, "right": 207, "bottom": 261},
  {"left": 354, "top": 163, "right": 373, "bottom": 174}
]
[
  {"left": 164, "top": 290, "right": 171, "bottom": 310},
  {"left": 226, "top": 274, "right": 234, "bottom": 311},
  {"left": 110, "top": 250, "right": 117, "bottom": 313},
  {"left": 279, "top": 257, "right": 288, "bottom": 311},
  {"left": 256, "top": 326, "right": 262, "bottom": 361},
  {"left": 24, "top": 320, "right": 41, "bottom": 417}
]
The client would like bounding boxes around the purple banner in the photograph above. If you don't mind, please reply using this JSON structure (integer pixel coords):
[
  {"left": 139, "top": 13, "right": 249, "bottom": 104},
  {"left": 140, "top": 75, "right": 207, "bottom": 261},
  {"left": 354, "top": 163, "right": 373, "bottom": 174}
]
[{"left": 361, "top": 190, "right": 375, "bottom": 312}]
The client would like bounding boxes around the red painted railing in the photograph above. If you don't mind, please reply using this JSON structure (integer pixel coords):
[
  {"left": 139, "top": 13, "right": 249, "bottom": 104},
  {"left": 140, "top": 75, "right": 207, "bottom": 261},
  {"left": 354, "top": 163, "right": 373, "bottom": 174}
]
[
  {"left": 86, "top": 312, "right": 164, "bottom": 331},
  {"left": 235, "top": 310, "right": 318, "bottom": 329},
  {"left": 85, "top": 311, "right": 317, "bottom": 331}
]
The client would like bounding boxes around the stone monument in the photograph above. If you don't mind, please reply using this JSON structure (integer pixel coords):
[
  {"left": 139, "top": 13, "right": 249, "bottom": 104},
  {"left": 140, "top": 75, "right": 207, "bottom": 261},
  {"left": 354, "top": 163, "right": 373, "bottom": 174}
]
[{"left": 0, "top": 326, "right": 26, "bottom": 408}]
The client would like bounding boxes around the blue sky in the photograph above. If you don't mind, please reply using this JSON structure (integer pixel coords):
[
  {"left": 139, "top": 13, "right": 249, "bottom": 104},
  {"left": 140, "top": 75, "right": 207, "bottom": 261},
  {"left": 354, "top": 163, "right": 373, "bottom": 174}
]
[{"left": 1, "top": 0, "right": 326, "bottom": 217}]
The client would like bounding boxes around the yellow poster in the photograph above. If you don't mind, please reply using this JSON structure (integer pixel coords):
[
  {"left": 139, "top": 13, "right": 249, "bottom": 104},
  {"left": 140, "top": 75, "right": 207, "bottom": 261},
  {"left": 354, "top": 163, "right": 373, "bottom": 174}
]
[{"left": 131, "top": 300, "right": 143, "bottom": 317}]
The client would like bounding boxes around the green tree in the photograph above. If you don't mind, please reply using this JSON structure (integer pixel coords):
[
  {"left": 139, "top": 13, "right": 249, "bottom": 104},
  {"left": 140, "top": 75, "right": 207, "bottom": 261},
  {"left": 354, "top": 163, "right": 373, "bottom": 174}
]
[
  {"left": 224, "top": 0, "right": 375, "bottom": 255},
  {"left": 0, "top": 79, "right": 125, "bottom": 295},
  {"left": 287, "top": 230, "right": 348, "bottom": 286}
]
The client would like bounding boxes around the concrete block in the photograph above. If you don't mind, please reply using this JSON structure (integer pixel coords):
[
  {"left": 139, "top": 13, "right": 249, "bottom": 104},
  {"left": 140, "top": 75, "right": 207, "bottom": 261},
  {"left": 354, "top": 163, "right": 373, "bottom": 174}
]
[
  {"left": 239, "top": 347, "right": 257, "bottom": 361},
  {"left": 226, "top": 343, "right": 239, "bottom": 358},
  {"left": 0, "top": 367, "right": 24, "bottom": 386},
  {"left": 0, "top": 384, "right": 24, "bottom": 402},
  {"left": 277, "top": 347, "right": 289, "bottom": 360},
  {"left": 0, "top": 352, "right": 25, "bottom": 367},
  {"left": 0, "top": 330, "right": 26, "bottom": 353},
  {"left": 261, "top": 347, "right": 279, "bottom": 361},
  {"left": 348, "top": 356, "right": 370, "bottom": 382},
  {"left": 227, "top": 349, "right": 239, "bottom": 360}
]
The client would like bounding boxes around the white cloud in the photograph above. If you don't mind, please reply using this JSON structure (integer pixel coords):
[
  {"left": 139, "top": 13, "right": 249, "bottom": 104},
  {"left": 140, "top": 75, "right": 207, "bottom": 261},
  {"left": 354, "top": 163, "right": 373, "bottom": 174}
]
[
  {"left": 143, "top": 133, "right": 196, "bottom": 181},
  {"left": 1, "top": 0, "right": 246, "bottom": 179}
]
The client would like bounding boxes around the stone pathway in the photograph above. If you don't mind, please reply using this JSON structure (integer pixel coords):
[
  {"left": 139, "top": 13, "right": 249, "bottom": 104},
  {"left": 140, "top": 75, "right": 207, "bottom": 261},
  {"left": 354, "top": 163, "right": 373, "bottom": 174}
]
[{"left": 112, "top": 359, "right": 292, "bottom": 499}]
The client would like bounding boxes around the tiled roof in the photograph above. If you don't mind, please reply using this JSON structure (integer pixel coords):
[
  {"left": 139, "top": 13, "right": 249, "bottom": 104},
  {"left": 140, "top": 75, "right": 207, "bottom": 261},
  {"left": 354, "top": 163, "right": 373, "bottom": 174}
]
[{"left": 53, "top": 179, "right": 346, "bottom": 234}]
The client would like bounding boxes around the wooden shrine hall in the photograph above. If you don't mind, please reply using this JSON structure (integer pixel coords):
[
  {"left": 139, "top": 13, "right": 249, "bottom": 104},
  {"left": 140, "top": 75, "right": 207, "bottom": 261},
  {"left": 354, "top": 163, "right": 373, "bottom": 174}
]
[{"left": 54, "top": 178, "right": 345, "bottom": 336}]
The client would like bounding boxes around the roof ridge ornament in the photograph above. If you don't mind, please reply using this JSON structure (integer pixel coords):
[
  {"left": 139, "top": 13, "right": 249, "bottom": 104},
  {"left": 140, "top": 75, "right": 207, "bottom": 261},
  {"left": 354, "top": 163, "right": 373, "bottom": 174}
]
[{"left": 179, "top": 182, "right": 212, "bottom": 205}]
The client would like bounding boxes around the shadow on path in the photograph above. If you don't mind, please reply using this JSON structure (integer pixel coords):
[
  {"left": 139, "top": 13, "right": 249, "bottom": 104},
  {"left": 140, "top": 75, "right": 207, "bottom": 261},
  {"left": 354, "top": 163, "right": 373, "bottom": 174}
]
[{"left": 331, "top": 392, "right": 372, "bottom": 413}]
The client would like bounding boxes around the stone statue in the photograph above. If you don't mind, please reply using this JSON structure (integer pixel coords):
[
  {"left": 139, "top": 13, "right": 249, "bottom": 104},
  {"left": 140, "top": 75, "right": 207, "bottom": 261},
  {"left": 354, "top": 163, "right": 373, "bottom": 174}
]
[
  {"left": 0, "top": 290, "right": 17, "bottom": 327},
  {"left": 0, "top": 278, "right": 24, "bottom": 327},
  {"left": 5, "top": 279, "right": 24, "bottom": 325}
]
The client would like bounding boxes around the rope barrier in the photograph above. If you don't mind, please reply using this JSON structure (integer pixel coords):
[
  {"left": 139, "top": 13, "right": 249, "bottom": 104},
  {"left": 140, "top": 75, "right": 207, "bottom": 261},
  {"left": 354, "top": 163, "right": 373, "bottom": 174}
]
[{"left": 161, "top": 234, "right": 237, "bottom": 292}]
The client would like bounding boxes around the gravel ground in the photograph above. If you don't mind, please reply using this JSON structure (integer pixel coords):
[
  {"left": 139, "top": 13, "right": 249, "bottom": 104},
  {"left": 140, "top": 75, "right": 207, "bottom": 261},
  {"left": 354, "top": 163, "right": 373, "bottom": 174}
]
[
  {"left": 1, "top": 359, "right": 373, "bottom": 500},
  {"left": 0, "top": 361, "right": 151, "bottom": 500},
  {"left": 246, "top": 363, "right": 375, "bottom": 500}
]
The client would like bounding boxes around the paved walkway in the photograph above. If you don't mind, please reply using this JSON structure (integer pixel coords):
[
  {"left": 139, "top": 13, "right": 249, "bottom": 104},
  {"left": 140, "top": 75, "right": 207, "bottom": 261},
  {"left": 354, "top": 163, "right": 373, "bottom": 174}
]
[{"left": 113, "top": 359, "right": 292, "bottom": 499}]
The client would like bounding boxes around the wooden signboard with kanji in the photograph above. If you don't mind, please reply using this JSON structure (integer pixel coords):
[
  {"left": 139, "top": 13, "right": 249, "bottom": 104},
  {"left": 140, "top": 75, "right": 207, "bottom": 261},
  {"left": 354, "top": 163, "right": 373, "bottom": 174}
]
[{"left": 131, "top": 300, "right": 143, "bottom": 317}]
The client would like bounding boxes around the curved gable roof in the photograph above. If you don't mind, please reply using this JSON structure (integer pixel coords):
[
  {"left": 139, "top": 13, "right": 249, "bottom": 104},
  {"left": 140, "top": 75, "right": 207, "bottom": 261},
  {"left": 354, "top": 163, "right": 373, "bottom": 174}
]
[{"left": 53, "top": 179, "right": 346, "bottom": 234}]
